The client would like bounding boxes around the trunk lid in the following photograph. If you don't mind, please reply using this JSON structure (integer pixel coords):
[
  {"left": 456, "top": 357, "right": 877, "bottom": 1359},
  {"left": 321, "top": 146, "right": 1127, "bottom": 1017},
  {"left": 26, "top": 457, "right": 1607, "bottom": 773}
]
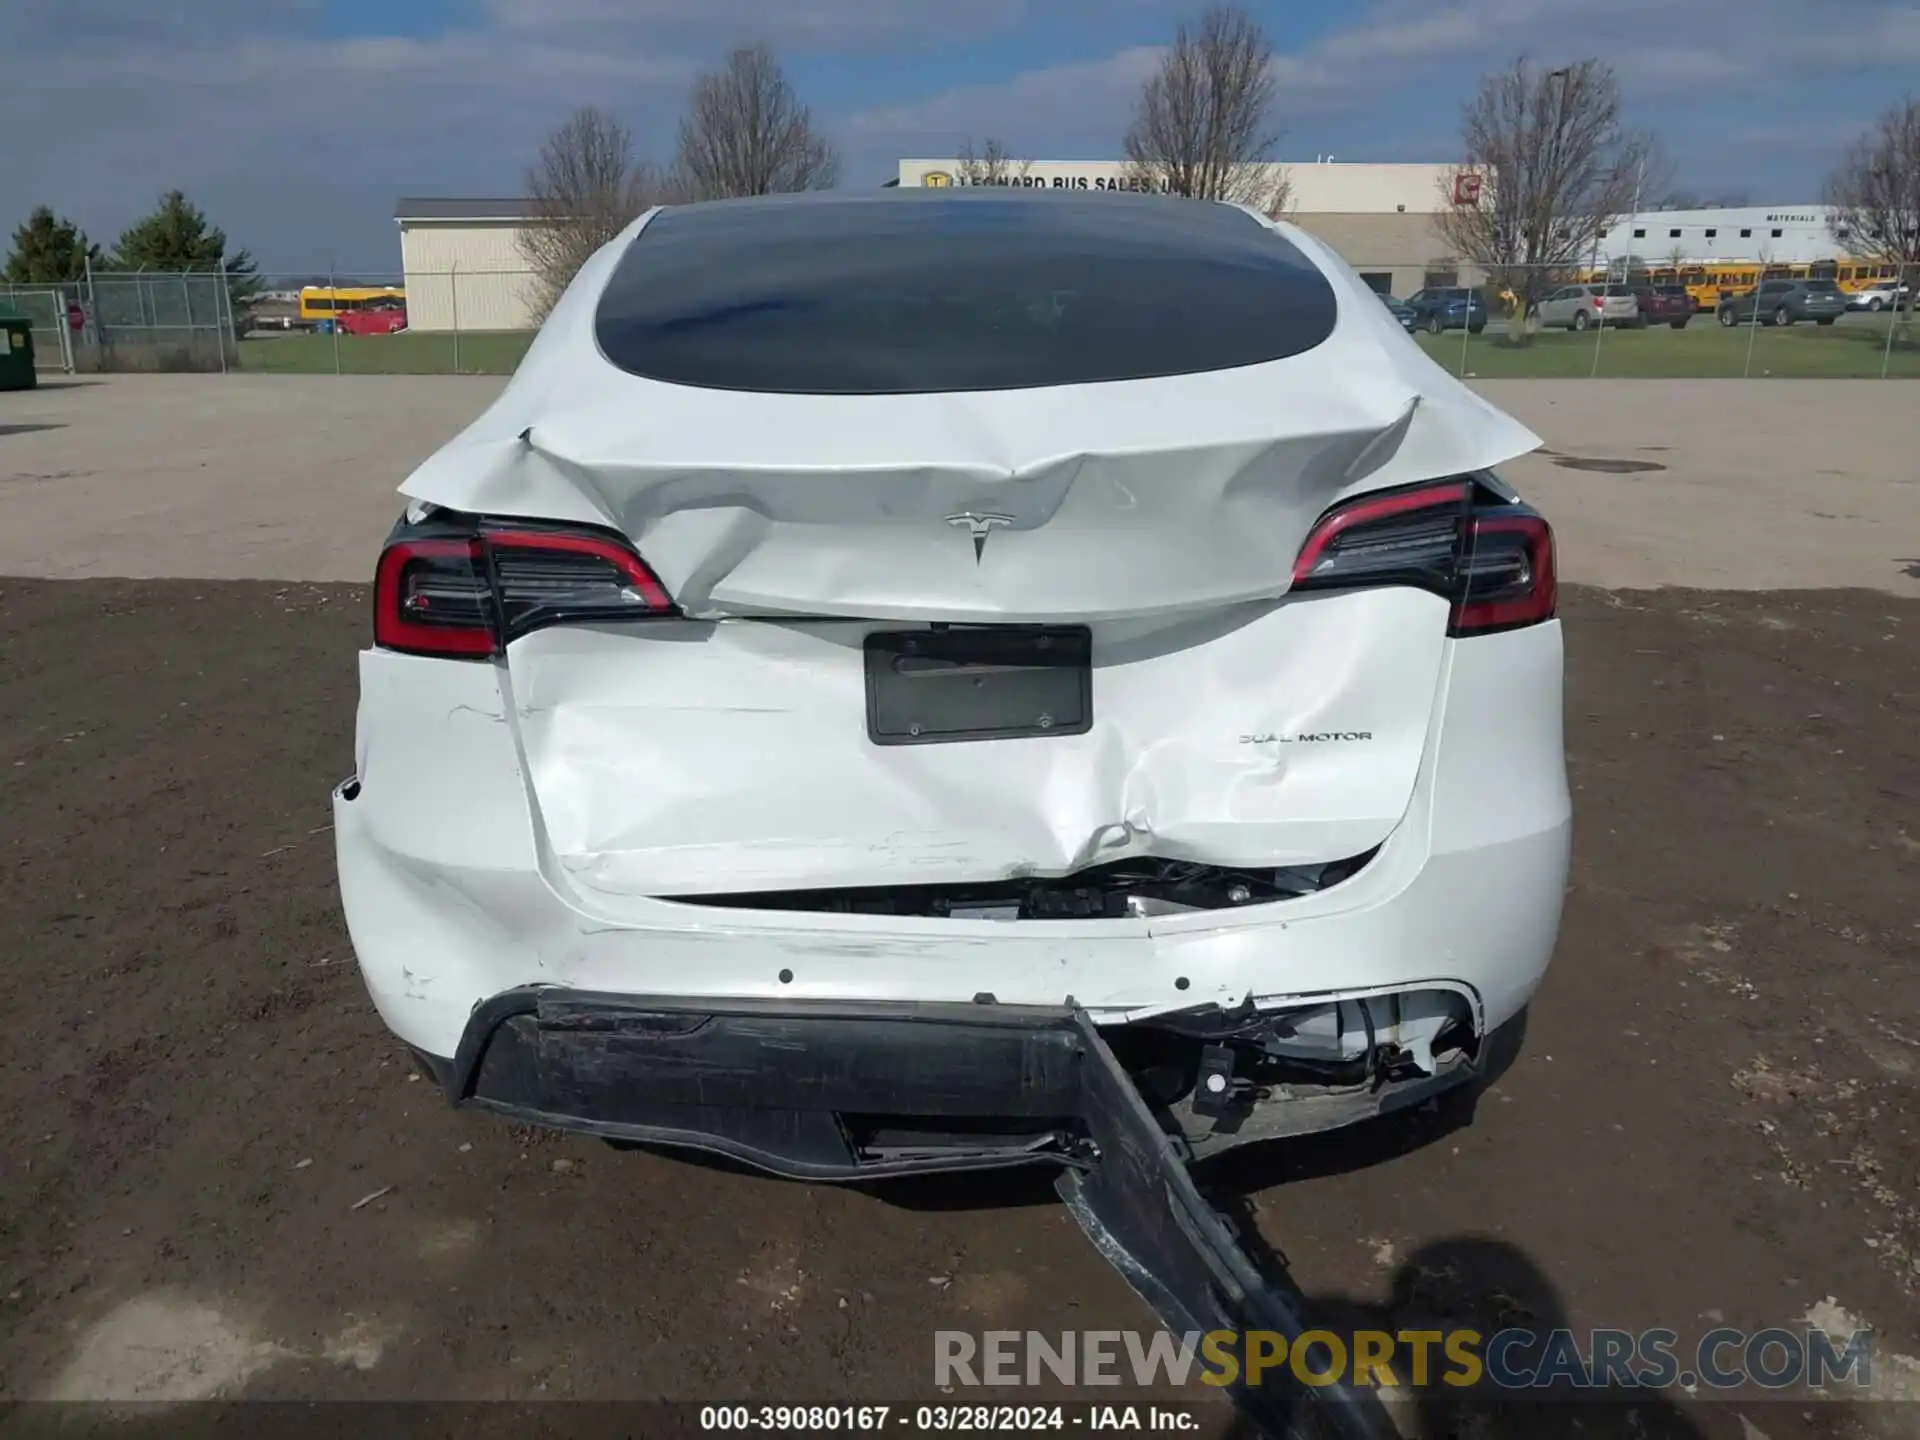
[
  {"left": 400, "top": 245, "right": 1539, "bottom": 624},
  {"left": 398, "top": 225, "right": 1542, "bottom": 897},
  {"left": 502, "top": 590, "right": 1453, "bottom": 898}
]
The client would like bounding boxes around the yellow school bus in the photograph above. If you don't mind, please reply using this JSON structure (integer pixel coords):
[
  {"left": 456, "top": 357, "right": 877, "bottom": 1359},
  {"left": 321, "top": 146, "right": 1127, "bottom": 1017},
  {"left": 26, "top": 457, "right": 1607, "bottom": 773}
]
[
  {"left": 298, "top": 286, "right": 406, "bottom": 326},
  {"left": 1829, "top": 259, "right": 1903, "bottom": 295},
  {"left": 1590, "top": 258, "right": 1905, "bottom": 312}
]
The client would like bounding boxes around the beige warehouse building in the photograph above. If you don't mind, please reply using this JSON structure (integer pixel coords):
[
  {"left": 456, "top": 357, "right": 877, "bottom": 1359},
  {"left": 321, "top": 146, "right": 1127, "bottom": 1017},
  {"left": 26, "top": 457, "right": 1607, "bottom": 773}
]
[{"left": 394, "top": 198, "right": 545, "bottom": 333}]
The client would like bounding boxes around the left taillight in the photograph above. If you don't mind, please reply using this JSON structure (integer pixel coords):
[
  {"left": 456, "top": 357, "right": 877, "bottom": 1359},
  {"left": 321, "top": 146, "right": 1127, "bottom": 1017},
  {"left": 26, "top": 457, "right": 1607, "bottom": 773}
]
[
  {"left": 373, "top": 522, "right": 675, "bottom": 659},
  {"left": 1290, "top": 478, "right": 1556, "bottom": 637}
]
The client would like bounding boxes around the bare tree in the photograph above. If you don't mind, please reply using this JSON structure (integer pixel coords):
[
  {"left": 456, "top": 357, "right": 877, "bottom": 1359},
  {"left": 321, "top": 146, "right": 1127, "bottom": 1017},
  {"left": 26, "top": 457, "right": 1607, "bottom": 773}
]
[
  {"left": 1826, "top": 95, "right": 1920, "bottom": 336},
  {"left": 1435, "top": 58, "right": 1654, "bottom": 334},
  {"left": 1121, "top": 6, "right": 1291, "bottom": 216},
  {"left": 673, "top": 44, "right": 840, "bottom": 200},
  {"left": 520, "top": 106, "right": 663, "bottom": 318},
  {"left": 954, "top": 137, "right": 1034, "bottom": 187}
]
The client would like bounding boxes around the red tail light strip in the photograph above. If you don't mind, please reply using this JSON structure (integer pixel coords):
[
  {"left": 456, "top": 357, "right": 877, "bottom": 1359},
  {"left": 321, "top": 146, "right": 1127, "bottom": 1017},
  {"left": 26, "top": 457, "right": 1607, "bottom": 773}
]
[
  {"left": 1290, "top": 479, "right": 1557, "bottom": 637},
  {"left": 373, "top": 525, "right": 674, "bottom": 659},
  {"left": 1290, "top": 481, "right": 1469, "bottom": 586},
  {"left": 484, "top": 529, "right": 674, "bottom": 610},
  {"left": 1454, "top": 513, "right": 1557, "bottom": 634},
  {"left": 372, "top": 537, "right": 495, "bottom": 657}
]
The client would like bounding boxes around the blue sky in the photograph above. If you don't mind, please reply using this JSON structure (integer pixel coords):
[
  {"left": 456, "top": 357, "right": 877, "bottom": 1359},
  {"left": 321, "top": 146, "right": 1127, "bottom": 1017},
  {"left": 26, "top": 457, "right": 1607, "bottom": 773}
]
[{"left": 3, "top": 0, "right": 1916, "bottom": 274}]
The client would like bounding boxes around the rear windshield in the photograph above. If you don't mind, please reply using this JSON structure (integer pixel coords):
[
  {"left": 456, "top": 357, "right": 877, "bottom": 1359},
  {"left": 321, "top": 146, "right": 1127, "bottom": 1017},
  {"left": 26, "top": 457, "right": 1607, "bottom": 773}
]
[
  {"left": 1602, "top": 284, "right": 1635, "bottom": 296},
  {"left": 593, "top": 192, "right": 1340, "bottom": 394},
  {"left": 1803, "top": 280, "right": 1840, "bottom": 293}
]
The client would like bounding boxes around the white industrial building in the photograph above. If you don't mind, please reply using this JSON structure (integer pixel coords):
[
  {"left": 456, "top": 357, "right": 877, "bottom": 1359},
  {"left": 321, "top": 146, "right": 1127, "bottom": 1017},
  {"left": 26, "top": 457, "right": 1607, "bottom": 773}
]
[
  {"left": 1592, "top": 204, "right": 1848, "bottom": 268},
  {"left": 393, "top": 198, "right": 545, "bottom": 333}
]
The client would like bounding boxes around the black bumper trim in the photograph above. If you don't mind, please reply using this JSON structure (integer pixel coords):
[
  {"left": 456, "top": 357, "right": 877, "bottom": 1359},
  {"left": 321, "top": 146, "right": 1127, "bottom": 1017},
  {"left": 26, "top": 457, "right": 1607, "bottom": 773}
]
[
  {"left": 442, "top": 987, "right": 1090, "bottom": 1180},
  {"left": 1064, "top": 1014, "right": 1397, "bottom": 1440},
  {"left": 430, "top": 988, "right": 1402, "bottom": 1438}
]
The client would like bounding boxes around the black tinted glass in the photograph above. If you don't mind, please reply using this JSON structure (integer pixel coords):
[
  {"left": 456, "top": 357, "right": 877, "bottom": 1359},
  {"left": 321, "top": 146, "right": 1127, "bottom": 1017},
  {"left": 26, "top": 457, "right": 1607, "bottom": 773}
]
[{"left": 594, "top": 192, "right": 1339, "bottom": 394}]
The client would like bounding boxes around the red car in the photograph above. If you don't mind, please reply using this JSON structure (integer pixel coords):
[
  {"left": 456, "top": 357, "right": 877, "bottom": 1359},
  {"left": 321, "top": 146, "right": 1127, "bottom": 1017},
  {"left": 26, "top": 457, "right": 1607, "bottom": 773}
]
[
  {"left": 1630, "top": 285, "right": 1694, "bottom": 329},
  {"left": 336, "top": 301, "right": 408, "bottom": 336}
]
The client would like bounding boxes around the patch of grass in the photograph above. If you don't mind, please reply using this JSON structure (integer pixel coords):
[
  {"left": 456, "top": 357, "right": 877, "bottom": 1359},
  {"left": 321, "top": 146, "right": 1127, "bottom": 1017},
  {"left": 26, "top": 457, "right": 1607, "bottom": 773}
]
[
  {"left": 230, "top": 318, "right": 1919, "bottom": 381},
  {"left": 1416, "top": 316, "right": 1920, "bottom": 379},
  {"left": 234, "top": 330, "right": 533, "bottom": 376}
]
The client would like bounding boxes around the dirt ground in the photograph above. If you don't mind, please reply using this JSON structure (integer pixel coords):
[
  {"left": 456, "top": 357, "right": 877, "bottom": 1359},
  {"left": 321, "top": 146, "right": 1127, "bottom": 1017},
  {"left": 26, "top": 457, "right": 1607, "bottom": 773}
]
[
  {"left": 0, "top": 577, "right": 1914, "bottom": 1438},
  {"left": 1, "top": 376, "right": 1918, "bottom": 1438}
]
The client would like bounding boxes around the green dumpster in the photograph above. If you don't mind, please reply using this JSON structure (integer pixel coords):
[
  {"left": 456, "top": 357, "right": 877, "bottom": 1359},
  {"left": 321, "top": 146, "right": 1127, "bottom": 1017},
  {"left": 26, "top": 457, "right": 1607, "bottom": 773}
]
[{"left": 0, "top": 307, "right": 35, "bottom": 391}]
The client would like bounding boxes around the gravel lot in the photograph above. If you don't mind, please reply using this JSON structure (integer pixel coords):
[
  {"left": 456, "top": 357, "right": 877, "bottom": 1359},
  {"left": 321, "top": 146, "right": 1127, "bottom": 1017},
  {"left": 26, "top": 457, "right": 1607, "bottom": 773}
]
[
  {"left": 2, "top": 374, "right": 1916, "bottom": 594},
  {"left": 2, "top": 376, "right": 1917, "bottom": 1438}
]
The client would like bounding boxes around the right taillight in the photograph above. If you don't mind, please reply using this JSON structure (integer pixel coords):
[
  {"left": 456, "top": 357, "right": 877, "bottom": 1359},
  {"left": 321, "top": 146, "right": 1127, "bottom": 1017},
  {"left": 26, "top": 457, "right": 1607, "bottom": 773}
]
[
  {"left": 373, "top": 518, "right": 676, "bottom": 659},
  {"left": 1452, "top": 510, "right": 1557, "bottom": 635},
  {"left": 373, "top": 537, "right": 495, "bottom": 658},
  {"left": 1290, "top": 478, "right": 1556, "bottom": 638}
]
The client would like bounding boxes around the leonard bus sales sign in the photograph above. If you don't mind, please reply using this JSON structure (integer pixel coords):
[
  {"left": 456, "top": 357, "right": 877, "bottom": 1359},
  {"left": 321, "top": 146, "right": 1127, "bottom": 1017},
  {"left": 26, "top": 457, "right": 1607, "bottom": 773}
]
[{"left": 918, "top": 168, "right": 1173, "bottom": 193}]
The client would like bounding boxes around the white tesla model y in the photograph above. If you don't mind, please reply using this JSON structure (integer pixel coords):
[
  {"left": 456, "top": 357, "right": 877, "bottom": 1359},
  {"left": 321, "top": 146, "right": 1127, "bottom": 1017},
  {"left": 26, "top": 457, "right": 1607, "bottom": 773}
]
[{"left": 335, "top": 190, "right": 1568, "bottom": 1179}]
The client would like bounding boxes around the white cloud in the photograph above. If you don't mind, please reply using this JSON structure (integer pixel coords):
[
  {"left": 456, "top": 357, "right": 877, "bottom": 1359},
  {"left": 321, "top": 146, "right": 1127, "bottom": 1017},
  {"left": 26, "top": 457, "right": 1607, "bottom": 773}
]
[
  {"left": 0, "top": 24, "right": 696, "bottom": 268},
  {"left": 478, "top": 0, "right": 1040, "bottom": 52},
  {"left": 1609, "top": 48, "right": 1756, "bottom": 89},
  {"left": 839, "top": 47, "right": 1165, "bottom": 150},
  {"left": 2, "top": 0, "right": 1914, "bottom": 267},
  {"left": 836, "top": 0, "right": 1919, "bottom": 187}
]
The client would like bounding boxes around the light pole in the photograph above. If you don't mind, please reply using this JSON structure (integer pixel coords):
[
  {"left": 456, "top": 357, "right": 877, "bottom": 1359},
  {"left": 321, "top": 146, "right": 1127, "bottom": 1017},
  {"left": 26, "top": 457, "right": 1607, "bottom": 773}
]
[{"left": 1537, "top": 67, "right": 1572, "bottom": 330}]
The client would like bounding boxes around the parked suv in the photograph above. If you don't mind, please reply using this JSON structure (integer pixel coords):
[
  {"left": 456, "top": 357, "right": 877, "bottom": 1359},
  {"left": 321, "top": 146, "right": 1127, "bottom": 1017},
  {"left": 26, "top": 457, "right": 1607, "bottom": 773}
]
[
  {"left": 336, "top": 191, "right": 1566, "bottom": 1180},
  {"left": 1379, "top": 292, "right": 1417, "bottom": 331},
  {"left": 1848, "top": 281, "right": 1911, "bottom": 313},
  {"left": 1631, "top": 285, "right": 1694, "bottom": 329},
  {"left": 1718, "top": 278, "right": 1846, "bottom": 327},
  {"left": 1404, "top": 286, "right": 1488, "bottom": 334},
  {"left": 1534, "top": 284, "right": 1639, "bottom": 331}
]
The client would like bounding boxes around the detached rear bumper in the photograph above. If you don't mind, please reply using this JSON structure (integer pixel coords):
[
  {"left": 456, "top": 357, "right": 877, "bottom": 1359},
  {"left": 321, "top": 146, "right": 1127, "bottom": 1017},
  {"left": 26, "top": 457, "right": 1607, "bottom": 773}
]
[
  {"left": 422, "top": 988, "right": 1501, "bottom": 1179},
  {"left": 427, "top": 995, "right": 1407, "bottom": 1434}
]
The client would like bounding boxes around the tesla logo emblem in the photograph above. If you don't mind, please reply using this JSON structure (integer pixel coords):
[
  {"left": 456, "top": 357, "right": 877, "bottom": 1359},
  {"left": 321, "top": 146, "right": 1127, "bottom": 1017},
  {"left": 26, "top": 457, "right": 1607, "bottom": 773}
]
[{"left": 946, "top": 511, "right": 1015, "bottom": 562}]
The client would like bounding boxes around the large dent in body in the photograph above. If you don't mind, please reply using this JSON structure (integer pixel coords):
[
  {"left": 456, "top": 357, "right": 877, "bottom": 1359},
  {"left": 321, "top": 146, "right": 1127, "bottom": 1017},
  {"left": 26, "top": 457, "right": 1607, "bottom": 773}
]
[
  {"left": 506, "top": 588, "right": 1447, "bottom": 896},
  {"left": 398, "top": 208, "right": 1542, "bottom": 624}
]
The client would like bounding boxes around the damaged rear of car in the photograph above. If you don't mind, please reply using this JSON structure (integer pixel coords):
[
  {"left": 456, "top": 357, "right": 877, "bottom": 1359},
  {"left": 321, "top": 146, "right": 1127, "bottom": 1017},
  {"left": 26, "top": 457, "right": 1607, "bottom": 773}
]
[{"left": 336, "top": 190, "right": 1570, "bottom": 1180}]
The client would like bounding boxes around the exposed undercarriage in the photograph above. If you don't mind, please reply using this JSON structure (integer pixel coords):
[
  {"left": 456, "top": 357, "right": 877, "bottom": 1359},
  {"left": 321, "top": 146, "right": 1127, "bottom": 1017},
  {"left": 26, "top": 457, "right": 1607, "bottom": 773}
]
[{"left": 676, "top": 851, "right": 1380, "bottom": 921}]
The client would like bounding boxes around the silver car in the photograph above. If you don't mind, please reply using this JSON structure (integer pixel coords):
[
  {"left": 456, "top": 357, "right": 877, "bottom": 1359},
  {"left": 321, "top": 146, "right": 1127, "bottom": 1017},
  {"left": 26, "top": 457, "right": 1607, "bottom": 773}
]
[
  {"left": 1848, "top": 281, "right": 1910, "bottom": 313},
  {"left": 1534, "top": 284, "right": 1640, "bottom": 331}
]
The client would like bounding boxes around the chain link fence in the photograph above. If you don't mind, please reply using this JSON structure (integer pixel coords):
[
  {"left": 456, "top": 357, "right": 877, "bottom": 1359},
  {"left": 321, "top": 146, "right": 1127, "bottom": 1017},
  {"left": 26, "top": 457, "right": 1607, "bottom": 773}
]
[
  {"left": 236, "top": 270, "right": 537, "bottom": 376},
  {"left": 235, "top": 259, "right": 1916, "bottom": 381},
  {"left": 2, "top": 267, "right": 241, "bottom": 373},
  {"left": 9, "top": 258, "right": 1916, "bottom": 380},
  {"left": 0, "top": 284, "right": 75, "bottom": 371},
  {"left": 1363, "top": 259, "right": 1918, "bottom": 382}
]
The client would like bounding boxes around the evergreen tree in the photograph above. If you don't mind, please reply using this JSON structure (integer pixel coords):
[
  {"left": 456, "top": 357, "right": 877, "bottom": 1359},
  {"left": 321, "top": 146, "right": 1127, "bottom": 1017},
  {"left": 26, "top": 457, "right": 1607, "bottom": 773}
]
[
  {"left": 112, "top": 191, "right": 258, "bottom": 285},
  {"left": 110, "top": 190, "right": 259, "bottom": 314},
  {"left": 3, "top": 206, "right": 102, "bottom": 284}
]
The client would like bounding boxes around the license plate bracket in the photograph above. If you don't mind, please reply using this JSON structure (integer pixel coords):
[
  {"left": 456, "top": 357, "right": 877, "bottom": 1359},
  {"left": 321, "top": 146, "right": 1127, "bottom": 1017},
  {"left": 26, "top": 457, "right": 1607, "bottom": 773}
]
[{"left": 864, "top": 627, "right": 1092, "bottom": 746}]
